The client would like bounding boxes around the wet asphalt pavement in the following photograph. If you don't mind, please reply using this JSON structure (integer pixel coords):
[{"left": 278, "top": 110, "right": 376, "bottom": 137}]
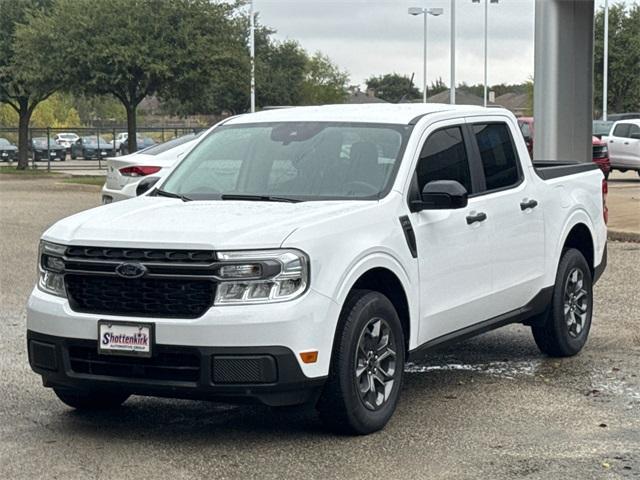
[{"left": 1, "top": 177, "right": 639, "bottom": 479}]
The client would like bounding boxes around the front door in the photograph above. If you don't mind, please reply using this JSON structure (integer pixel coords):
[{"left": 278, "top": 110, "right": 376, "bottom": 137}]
[{"left": 410, "top": 122, "right": 494, "bottom": 345}]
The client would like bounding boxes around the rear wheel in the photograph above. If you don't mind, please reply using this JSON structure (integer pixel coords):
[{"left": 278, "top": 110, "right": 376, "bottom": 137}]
[
  {"left": 317, "top": 290, "right": 405, "bottom": 435},
  {"left": 531, "top": 248, "right": 593, "bottom": 357},
  {"left": 54, "top": 388, "right": 129, "bottom": 410}
]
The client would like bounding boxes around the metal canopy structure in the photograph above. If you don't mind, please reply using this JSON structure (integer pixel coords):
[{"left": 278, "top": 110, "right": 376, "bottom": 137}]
[{"left": 533, "top": 0, "right": 595, "bottom": 162}]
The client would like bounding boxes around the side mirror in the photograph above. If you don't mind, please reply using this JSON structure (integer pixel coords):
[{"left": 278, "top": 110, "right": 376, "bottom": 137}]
[
  {"left": 136, "top": 177, "right": 160, "bottom": 196},
  {"left": 410, "top": 180, "right": 468, "bottom": 212}
]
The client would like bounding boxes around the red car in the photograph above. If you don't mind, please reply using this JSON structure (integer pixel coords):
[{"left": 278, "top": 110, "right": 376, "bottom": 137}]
[{"left": 518, "top": 117, "right": 611, "bottom": 179}]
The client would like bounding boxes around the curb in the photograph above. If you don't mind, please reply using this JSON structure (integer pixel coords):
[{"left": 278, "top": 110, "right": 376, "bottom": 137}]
[{"left": 608, "top": 229, "right": 640, "bottom": 243}]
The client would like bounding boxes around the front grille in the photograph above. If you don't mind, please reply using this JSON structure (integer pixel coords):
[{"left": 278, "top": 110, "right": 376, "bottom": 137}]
[
  {"left": 592, "top": 146, "right": 608, "bottom": 159},
  {"left": 68, "top": 344, "right": 200, "bottom": 383},
  {"left": 65, "top": 274, "right": 214, "bottom": 318},
  {"left": 66, "top": 246, "right": 216, "bottom": 263}
]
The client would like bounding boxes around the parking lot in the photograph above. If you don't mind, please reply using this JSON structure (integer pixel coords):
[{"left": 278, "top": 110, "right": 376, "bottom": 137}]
[{"left": 0, "top": 175, "right": 638, "bottom": 479}]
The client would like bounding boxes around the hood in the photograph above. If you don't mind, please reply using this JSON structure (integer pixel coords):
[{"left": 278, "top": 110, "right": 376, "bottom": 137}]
[
  {"left": 0, "top": 145, "right": 17, "bottom": 151},
  {"left": 43, "top": 196, "right": 375, "bottom": 250}
]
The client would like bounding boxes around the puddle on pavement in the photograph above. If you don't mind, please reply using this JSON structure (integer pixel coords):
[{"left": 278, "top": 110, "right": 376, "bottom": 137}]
[{"left": 406, "top": 359, "right": 640, "bottom": 407}]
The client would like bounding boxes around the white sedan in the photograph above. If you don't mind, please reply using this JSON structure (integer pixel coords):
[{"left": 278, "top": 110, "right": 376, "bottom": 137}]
[{"left": 101, "top": 132, "right": 202, "bottom": 203}]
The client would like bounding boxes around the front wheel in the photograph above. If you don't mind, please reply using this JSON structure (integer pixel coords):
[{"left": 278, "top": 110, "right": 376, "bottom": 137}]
[
  {"left": 54, "top": 388, "right": 129, "bottom": 410},
  {"left": 531, "top": 248, "right": 593, "bottom": 357},
  {"left": 317, "top": 290, "right": 405, "bottom": 435}
]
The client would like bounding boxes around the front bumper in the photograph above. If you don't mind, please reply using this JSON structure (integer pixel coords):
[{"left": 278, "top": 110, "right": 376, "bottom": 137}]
[
  {"left": 27, "top": 286, "right": 339, "bottom": 380},
  {"left": 28, "top": 330, "right": 325, "bottom": 406}
]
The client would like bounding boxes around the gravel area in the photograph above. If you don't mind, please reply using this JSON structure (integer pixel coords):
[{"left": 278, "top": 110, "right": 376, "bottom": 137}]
[{"left": 1, "top": 177, "right": 638, "bottom": 479}]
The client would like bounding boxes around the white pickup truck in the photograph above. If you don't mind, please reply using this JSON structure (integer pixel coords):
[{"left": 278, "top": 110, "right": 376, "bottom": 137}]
[{"left": 27, "top": 104, "right": 607, "bottom": 434}]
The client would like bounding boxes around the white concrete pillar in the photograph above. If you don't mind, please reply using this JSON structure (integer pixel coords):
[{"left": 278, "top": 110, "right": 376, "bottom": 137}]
[{"left": 533, "top": 0, "right": 594, "bottom": 162}]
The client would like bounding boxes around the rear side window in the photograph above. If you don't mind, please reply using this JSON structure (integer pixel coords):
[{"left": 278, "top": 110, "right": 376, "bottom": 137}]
[
  {"left": 416, "top": 127, "right": 472, "bottom": 193},
  {"left": 473, "top": 123, "right": 521, "bottom": 192},
  {"left": 612, "top": 123, "right": 630, "bottom": 138}
]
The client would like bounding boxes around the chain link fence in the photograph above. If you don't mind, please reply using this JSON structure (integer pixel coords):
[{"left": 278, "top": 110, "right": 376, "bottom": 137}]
[{"left": 0, "top": 126, "right": 204, "bottom": 171}]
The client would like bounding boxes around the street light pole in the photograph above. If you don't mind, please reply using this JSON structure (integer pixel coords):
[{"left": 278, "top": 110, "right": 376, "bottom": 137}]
[
  {"left": 603, "top": 0, "right": 609, "bottom": 121},
  {"left": 473, "top": 0, "right": 498, "bottom": 107},
  {"left": 408, "top": 7, "right": 444, "bottom": 103},
  {"left": 423, "top": 12, "right": 427, "bottom": 102},
  {"left": 451, "top": 0, "right": 456, "bottom": 104},
  {"left": 249, "top": 0, "right": 256, "bottom": 113},
  {"left": 483, "top": 0, "right": 488, "bottom": 107}
]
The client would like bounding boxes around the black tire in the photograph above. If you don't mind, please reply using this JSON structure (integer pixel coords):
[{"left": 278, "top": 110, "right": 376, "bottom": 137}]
[
  {"left": 53, "top": 388, "right": 129, "bottom": 410},
  {"left": 317, "top": 289, "right": 405, "bottom": 435},
  {"left": 531, "top": 248, "right": 593, "bottom": 357}
]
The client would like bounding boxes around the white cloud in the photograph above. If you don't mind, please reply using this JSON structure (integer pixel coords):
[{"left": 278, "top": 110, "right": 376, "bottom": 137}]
[{"left": 255, "top": 0, "right": 536, "bottom": 88}]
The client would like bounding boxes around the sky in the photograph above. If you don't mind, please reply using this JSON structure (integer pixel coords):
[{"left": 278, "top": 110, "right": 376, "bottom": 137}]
[{"left": 254, "top": 0, "right": 624, "bottom": 90}]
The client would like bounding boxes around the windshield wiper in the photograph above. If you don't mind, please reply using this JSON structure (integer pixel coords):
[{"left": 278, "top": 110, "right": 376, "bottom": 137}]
[
  {"left": 153, "top": 188, "right": 192, "bottom": 202},
  {"left": 220, "top": 194, "right": 302, "bottom": 203}
]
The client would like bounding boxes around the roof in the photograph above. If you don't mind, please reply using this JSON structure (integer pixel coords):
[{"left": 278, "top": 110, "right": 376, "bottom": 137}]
[
  {"left": 494, "top": 93, "right": 529, "bottom": 114},
  {"left": 346, "top": 91, "right": 388, "bottom": 104},
  {"left": 426, "top": 90, "right": 492, "bottom": 107},
  {"left": 225, "top": 103, "right": 502, "bottom": 126}
]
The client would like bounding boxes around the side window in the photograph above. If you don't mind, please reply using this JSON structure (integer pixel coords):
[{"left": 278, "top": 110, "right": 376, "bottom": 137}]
[
  {"left": 416, "top": 127, "right": 472, "bottom": 193},
  {"left": 612, "top": 123, "right": 630, "bottom": 138},
  {"left": 473, "top": 123, "right": 521, "bottom": 192},
  {"left": 519, "top": 121, "right": 531, "bottom": 139},
  {"left": 628, "top": 124, "right": 640, "bottom": 139}
]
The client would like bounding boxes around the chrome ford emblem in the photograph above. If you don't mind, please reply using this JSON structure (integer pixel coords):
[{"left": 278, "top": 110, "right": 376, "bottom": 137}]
[{"left": 115, "top": 262, "right": 147, "bottom": 279}]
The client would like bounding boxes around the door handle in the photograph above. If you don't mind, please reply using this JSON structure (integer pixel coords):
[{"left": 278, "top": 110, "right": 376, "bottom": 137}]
[
  {"left": 520, "top": 199, "right": 539, "bottom": 211},
  {"left": 466, "top": 212, "right": 487, "bottom": 225},
  {"left": 624, "top": 141, "right": 630, "bottom": 145}
]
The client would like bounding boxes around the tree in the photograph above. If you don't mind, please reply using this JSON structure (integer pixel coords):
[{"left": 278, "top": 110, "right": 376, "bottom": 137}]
[
  {"left": 0, "top": 0, "right": 60, "bottom": 169},
  {"left": 300, "top": 52, "right": 349, "bottom": 105},
  {"left": 28, "top": 0, "right": 246, "bottom": 153},
  {"left": 366, "top": 74, "right": 420, "bottom": 103},
  {"left": 256, "top": 38, "right": 308, "bottom": 108},
  {"left": 594, "top": 3, "right": 640, "bottom": 116},
  {"left": 428, "top": 77, "right": 448, "bottom": 97}
]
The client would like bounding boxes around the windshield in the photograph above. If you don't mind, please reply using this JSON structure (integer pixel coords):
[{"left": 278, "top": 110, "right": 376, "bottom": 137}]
[
  {"left": 161, "top": 122, "right": 410, "bottom": 201},
  {"left": 58, "top": 134, "right": 76, "bottom": 140},
  {"left": 0, "top": 138, "right": 10, "bottom": 146},
  {"left": 142, "top": 132, "right": 202, "bottom": 156},
  {"left": 83, "top": 136, "right": 110, "bottom": 144}
]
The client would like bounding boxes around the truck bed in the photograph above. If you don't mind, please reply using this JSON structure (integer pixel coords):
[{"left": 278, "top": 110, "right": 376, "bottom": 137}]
[{"left": 533, "top": 160, "right": 600, "bottom": 180}]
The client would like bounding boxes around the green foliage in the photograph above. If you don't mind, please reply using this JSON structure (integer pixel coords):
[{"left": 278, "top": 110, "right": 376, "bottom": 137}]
[
  {"left": 256, "top": 38, "right": 308, "bottom": 107},
  {"left": 594, "top": 3, "right": 640, "bottom": 115},
  {"left": 428, "top": 77, "right": 448, "bottom": 96},
  {"left": 300, "top": 52, "right": 349, "bottom": 105},
  {"left": 366, "top": 74, "right": 421, "bottom": 103},
  {"left": 0, "top": 0, "right": 62, "bottom": 167}
]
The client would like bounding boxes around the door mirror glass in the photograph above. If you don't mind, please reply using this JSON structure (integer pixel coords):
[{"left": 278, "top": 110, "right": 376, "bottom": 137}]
[
  {"left": 411, "top": 180, "right": 468, "bottom": 212},
  {"left": 136, "top": 177, "right": 160, "bottom": 196}
]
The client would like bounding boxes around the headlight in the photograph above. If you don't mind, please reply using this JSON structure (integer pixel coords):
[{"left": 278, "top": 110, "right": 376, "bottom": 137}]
[
  {"left": 214, "top": 249, "right": 308, "bottom": 305},
  {"left": 38, "top": 240, "right": 67, "bottom": 297}
]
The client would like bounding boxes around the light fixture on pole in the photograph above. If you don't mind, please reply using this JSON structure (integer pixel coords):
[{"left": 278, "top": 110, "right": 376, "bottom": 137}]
[
  {"left": 603, "top": 0, "right": 609, "bottom": 121},
  {"left": 249, "top": 0, "right": 256, "bottom": 113},
  {"left": 409, "top": 6, "right": 444, "bottom": 103},
  {"left": 472, "top": 0, "right": 499, "bottom": 107}
]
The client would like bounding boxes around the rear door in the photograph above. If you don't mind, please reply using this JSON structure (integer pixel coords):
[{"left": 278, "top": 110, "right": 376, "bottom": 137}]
[
  {"left": 608, "top": 122, "right": 630, "bottom": 167},
  {"left": 409, "top": 120, "right": 494, "bottom": 344},
  {"left": 466, "top": 117, "right": 546, "bottom": 315}
]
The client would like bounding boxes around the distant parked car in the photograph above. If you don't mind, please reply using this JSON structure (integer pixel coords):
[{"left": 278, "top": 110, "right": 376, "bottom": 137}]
[
  {"left": 119, "top": 135, "right": 156, "bottom": 155},
  {"left": 0, "top": 138, "right": 18, "bottom": 162},
  {"left": 593, "top": 120, "right": 614, "bottom": 139},
  {"left": 113, "top": 132, "right": 128, "bottom": 151},
  {"left": 518, "top": 117, "right": 610, "bottom": 179},
  {"left": 31, "top": 137, "right": 66, "bottom": 161},
  {"left": 71, "top": 136, "right": 115, "bottom": 160},
  {"left": 606, "top": 113, "right": 640, "bottom": 122},
  {"left": 54, "top": 132, "right": 79, "bottom": 152},
  {"left": 605, "top": 119, "right": 640, "bottom": 176},
  {"left": 102, "top": 132, "right": 202, "bottom": 203}
]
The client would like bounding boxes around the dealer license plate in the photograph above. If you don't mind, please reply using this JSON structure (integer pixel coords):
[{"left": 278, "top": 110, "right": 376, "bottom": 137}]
[{"left": 98, "top": 321, "right": 153, "bottom": 357}]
